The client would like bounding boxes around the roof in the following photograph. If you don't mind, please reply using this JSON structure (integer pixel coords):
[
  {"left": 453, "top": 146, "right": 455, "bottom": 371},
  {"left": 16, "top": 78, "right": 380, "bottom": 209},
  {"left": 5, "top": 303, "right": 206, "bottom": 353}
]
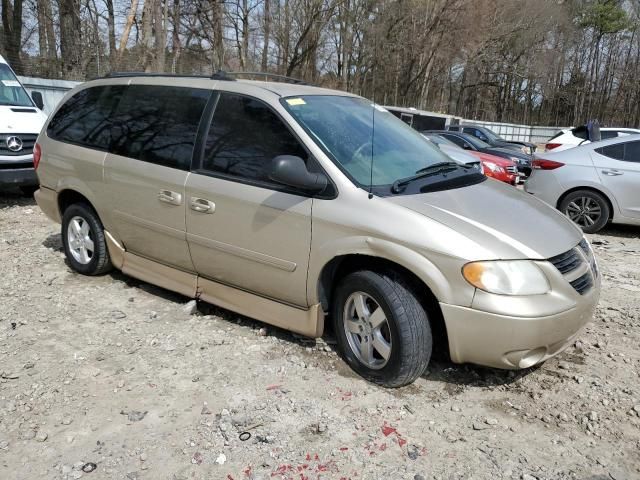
[
  {"left": 236, "top": 79, "right": 357, "bottom": 98},
  {"left": 88, "top": 72, "right": 358, "bottom": 99}
]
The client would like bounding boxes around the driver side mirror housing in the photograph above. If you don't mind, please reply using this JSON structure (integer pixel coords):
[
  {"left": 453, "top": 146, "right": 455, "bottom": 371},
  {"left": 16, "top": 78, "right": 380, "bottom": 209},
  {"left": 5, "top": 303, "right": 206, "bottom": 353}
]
[
  {"left": 269, "top": 155, "right": 328, "bottom": 193},
  {"left": 32, "top": 91, "right": 44, "bottom": 110}
]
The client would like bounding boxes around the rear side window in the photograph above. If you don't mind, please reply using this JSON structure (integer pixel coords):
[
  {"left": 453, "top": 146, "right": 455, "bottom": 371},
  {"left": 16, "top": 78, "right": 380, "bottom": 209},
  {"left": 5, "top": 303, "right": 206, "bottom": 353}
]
[
  {"left": 201, "top": 93, "right": 308, "bottom": 183},
  {"left": 600, "top": 131, "right": 618, "bottom": 140},
  {"left": 110, "top": 85, "right": 210, "bottom": 170},
  {"left": 47, "top": 86, "right": 124, "bottom": 149},
  {"left": 595, "top": 141, "right": 640, "bottom": 162},
  {"left": 442, "top": 134, "right": 468, "bottom": 149},
  {"left": 571, "top": 126, "right": 588, "bottom": 140}
]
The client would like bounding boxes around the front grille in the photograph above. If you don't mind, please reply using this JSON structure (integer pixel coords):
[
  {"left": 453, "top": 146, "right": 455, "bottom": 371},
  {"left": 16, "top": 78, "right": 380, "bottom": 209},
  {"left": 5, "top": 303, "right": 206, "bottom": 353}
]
[
  {"left": 0, "top": 133, "right": 37, "bottom": 157},
  {"left": 548, "top": 248, "right": 582, "bottom": 274},
  {"left": 570, "top": 272, "right": 593, "bottom": 295},
  {"left": 548, "top": 241, "right": 597, "bottom": 295},
  {"left": 506, "top": 165, "right": 518, "bottom": 174}
]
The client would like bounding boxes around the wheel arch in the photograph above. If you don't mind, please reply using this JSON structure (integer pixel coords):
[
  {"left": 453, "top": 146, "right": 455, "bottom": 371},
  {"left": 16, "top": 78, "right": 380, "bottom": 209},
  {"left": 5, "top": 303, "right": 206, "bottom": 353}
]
[
  {"left": 57, "top": 188, "right": 95, "bottom": 216},
  {"left": 316, "top": 253, "right": 450, "bottom": 359}
]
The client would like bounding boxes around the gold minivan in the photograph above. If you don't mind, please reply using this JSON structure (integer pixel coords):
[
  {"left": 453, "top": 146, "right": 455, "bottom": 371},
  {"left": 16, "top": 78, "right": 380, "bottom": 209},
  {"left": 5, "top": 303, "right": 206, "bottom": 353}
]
[{"left": 34, "top": 73, "right": 600, "bottom": 387}]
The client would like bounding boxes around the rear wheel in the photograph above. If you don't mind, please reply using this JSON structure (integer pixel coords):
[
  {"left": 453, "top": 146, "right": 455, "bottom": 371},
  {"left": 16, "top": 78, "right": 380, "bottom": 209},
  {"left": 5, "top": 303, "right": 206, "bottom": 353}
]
[
  {"left": 332, "top": 270, "right": 432, "bottom": 388},
  {"left": 61, "top": 203, "right": 113, "bottom": 275},
  {"left": 559, "top": 190, "right": 610, "bottom": 234}
]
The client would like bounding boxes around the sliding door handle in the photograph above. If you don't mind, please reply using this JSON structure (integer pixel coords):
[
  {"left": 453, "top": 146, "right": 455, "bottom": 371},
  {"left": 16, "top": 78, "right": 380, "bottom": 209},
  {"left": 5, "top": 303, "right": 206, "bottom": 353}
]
[
  {"left": 158, "top": 190, "right": 182, "bottom": 205},
  {"left": 602, "top": 169, "right": 623, "bottom": 176},
  {"left": 190, "top": 197, "right": 215, "bottom": 213}
]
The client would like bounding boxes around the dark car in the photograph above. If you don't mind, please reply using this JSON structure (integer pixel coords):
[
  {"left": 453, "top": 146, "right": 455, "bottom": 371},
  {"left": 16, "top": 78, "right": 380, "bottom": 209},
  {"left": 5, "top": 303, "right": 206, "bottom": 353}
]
[
  {"left": 425, "top": 130, "right": 532, "bottom": 176},
  {"left": 447, "top": 124, "right": 536, "bottom": 155}
]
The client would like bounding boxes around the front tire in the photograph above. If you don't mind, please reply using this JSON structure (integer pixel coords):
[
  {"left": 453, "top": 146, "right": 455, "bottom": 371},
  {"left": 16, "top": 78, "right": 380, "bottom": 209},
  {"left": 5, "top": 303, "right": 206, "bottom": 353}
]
[
  {"left": 332, "top": 270, "right": 432, "bottom": 388},
  {"left": 559, "top": 190, "right": 610, "bottom": 234},
  {"left": 61, "top": 203, "right": 112, "bottom": 275}
]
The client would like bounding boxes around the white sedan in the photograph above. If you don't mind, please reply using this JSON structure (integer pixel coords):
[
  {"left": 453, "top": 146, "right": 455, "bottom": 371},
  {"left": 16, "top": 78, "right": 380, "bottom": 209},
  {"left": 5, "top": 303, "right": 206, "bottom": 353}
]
[
  {"left": 545, "top": 126, "right": 640, "bottom": 152},
  {"left": 526, "top": 135, "right": 640, "bottom": 233}
]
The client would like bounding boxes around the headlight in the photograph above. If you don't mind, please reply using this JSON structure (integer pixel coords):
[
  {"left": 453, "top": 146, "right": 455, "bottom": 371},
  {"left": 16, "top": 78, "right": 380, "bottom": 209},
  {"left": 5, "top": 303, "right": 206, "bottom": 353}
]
[
  {"left": 484, "top": 162, "right": 505, "bottom": 173},
  {"left": 462, "top": 260, "right": 550, "bottom": 295},
  {"left": 510, "top": 156, "right": 523, "bottom": 164},
  {"left": 521, "top": 146, "right": 528, "bottom": 154}
]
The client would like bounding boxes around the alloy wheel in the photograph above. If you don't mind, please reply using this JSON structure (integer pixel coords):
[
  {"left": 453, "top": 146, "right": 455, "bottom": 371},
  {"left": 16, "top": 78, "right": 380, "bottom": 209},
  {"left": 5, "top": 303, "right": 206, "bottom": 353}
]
[
  {"left": 565, "top": 196, "right": 602, "bottom": 227},
  {"left": 343, "top": 291, "right": 392, "bottom": 370},
  {"left": 66, "top": 216, "right": 95, "bottom": 265}
]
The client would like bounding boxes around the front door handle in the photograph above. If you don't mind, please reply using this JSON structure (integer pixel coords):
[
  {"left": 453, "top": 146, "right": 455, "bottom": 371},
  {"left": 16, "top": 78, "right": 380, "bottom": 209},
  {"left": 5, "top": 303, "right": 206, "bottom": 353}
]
[
  {"left": 190, "top": 197, "right": 215, "bottom": 213},
  {"left": 158, "top": 190, "right": 182, "bottom": 205},
  {"left": 602, "top": 169, "right": 623, "bottom": 176}
]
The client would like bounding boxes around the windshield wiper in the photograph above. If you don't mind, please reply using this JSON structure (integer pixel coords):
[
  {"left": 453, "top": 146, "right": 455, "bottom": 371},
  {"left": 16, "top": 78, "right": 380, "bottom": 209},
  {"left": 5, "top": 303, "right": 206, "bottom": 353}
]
[{"left": 391, "top": 162, "right": 465, "bottom": 194}]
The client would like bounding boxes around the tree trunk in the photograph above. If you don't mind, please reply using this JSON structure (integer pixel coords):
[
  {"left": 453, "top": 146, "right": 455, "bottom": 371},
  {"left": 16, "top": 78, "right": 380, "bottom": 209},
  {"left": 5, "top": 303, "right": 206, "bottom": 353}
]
[
  {"left": 261, "top": 0, "right": 271, "bottom": 70},
  {"left": 141, "top": 0, "right": 155, "bottom": 71},
  {"left": 1, "top": 0, "right": 24, "bottom": 74},
  {"left": 58, "top": 0, "right": 82, "bottom": 78},
  {"left": 116, "top": 0, "right": 139, "bottom": 68},
  {"left": 106, "top": 0, "right": 116, "bottom": 60}
]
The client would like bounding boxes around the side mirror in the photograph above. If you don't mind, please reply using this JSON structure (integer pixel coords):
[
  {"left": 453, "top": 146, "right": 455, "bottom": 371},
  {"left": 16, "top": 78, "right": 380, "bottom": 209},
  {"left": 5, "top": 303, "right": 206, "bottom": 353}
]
[
  {"left": 269, "top": 155, "right": 328, "bottom": 193},
  {"left": 32, "top": 91, "right": 44, "bottom": 110}
]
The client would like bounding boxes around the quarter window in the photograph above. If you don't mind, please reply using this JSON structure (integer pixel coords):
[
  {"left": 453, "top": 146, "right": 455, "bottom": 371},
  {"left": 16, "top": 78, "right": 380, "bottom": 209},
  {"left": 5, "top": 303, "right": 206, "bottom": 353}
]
[
  {"left": 201, "top": 93, "right": 307, "bottom": 183},
  {"left": 596, "top": 141, "right": 640, "bottom": 163},
  {"left": 110, "top": 85, "right": 210, "bottom": 170},
  {"left": 623, "top": 141, "right": 640, "bottom": 162},
  {"left": 47, "top": 86, "right": 125, "bottom": 149}
]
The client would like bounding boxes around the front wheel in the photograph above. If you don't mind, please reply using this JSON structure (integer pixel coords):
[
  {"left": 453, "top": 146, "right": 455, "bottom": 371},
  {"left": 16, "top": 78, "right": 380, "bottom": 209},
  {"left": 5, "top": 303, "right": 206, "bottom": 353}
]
[
  {"left": 61, "top": 203, "right": 113, "bottom": 275},
  {"left": 559, "top": 190, "right": 610, "bottom": 234},
  {"left": 332, "top": 270, "right": 432, "bottom": 388}
]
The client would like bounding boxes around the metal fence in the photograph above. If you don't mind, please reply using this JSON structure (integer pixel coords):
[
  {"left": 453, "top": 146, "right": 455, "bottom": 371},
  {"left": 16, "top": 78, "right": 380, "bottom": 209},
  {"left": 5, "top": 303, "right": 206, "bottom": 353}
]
[{"left": 457, "top": 120, "right": 565, "bottom": 145}]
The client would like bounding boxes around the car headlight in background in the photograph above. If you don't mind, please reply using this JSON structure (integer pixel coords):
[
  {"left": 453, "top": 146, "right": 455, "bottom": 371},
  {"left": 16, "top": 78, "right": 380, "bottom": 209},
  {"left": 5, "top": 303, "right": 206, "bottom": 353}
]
[
  {"left": 521, "top": 146, "right": 529, "bottom": 154},
  {"left": 510, "top": 156, "right": 524, "bottom": 164},
  {"left": 484, "top": 162, "right": 505, "bottom": 174},
  {"left": 462, "top": 260, "right": 550, "bottom": 295}
]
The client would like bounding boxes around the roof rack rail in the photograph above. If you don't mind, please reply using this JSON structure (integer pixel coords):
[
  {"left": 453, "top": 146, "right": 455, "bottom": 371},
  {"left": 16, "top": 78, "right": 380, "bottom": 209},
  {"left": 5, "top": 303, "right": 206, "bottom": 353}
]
[
  {"left": 99, "top": 70, "right": 308, "bottom": 85},
  {"left": 101, "top": 72, "right": 216, "bottom": 80},
  {"left": 227, "top": 71, "right": 309, "bottom": 85}
]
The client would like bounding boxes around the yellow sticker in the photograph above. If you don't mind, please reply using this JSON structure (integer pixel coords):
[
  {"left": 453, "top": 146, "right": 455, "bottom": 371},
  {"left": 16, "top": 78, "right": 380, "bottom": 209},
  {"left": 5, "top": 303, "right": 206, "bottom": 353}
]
[{"left": 286, "top": 98, "right": 306, "bottom": 106}]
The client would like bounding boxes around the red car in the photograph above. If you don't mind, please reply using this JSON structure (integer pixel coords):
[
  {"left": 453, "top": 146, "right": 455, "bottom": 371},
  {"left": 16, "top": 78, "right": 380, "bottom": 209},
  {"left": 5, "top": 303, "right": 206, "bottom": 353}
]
[{"left": 468, "top": 151, "right": 520, "bottom": 185}]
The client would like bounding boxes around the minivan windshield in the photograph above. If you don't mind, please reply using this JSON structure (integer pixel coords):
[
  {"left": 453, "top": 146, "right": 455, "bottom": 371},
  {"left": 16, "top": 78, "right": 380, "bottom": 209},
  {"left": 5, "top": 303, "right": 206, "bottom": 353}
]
[
  {"left": 282, "top": 95, "right": 471, "bottom": 188},
  {"left": 0, "top": 64, "right": 33, "bottom": 107}
]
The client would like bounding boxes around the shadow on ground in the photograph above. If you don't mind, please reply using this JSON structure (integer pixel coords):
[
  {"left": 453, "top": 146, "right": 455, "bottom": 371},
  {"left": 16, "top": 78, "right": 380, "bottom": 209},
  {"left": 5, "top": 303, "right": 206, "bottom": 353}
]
[{"left": 40, "top": 235, "right": 537, "bottom": 392}]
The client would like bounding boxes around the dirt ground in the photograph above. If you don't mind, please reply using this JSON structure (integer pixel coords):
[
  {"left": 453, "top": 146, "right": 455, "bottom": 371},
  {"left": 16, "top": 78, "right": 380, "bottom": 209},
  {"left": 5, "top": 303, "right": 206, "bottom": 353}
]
[{"left": 1, "top": 189, "right": 639, "bottom": 480}]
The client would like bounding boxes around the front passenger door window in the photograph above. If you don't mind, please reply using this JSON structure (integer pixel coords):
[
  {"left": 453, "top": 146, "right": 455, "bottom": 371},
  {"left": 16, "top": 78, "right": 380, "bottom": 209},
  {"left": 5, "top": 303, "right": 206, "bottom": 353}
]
[{"left": 202, "top": 93, "right": 308, "bottom": 185}]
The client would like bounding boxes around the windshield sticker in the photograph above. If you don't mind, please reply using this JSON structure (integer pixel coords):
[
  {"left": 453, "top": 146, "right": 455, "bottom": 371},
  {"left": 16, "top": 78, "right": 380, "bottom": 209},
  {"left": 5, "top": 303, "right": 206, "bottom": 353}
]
[
  {"left": 1, "top": 80, "right": 21, "bottom": 87},
  {"left": 286, "top": 98, "right": 306, "bottom": 106}
]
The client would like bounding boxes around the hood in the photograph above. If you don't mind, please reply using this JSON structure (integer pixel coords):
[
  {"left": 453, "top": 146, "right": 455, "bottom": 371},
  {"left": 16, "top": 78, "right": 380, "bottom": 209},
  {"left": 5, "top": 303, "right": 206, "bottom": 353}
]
[
  {"left": 0, "top": 106, "right": 47, "bottom": 134},
  {"left": 483, "top": 146, "right": 531, "bottom": 162},
  {"left": 386, "top": 179, "right": 582, "bottom": 260}
]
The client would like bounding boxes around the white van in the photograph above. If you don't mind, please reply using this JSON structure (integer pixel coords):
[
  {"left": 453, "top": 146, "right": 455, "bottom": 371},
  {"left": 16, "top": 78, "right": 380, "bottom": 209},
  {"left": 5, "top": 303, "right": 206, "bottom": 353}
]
[{"left": 0, "top": 55, "right": 48, "bottom": 192}]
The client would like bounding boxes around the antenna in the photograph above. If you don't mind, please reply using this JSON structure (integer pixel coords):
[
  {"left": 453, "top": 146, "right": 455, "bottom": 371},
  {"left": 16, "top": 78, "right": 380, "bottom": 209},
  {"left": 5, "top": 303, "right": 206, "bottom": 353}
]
[{"left": 368, "top": 24, "right": 378, "bottom": 200}]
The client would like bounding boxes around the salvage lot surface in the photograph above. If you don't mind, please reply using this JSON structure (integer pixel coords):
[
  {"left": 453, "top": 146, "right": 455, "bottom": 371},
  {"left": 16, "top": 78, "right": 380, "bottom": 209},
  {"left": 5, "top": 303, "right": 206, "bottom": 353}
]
[{"left": 1, "top": 191, "right": 639, "bottom": 480}]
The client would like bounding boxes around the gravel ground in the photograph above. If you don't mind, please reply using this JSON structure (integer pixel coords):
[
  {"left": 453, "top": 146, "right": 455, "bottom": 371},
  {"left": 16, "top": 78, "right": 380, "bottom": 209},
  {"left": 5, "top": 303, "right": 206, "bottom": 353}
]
[{"left": 1, "top": 189, "right": 639, "bottom": 480}]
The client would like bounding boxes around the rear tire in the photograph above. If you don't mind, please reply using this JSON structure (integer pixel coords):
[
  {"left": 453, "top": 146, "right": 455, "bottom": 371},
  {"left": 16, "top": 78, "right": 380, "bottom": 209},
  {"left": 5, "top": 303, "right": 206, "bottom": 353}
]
[
  {"left": 559, "top": 190, "right": 610, "bottom": 234},
  {"left": 61, "top": 203, "right": 113, "bottom": 275},
  {"left": 332, "top": 270, "right": 432, "bottom": 388}
]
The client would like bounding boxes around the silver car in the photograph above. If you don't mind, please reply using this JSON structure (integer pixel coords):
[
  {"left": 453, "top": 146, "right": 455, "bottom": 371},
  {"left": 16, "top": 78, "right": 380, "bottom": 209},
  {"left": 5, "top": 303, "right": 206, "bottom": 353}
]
[
  {"left": 35, "top": 73, "right": 600, "bottom": 387},
  {"left": 526, "top": 135, "right": 640, "bottom": 233}
]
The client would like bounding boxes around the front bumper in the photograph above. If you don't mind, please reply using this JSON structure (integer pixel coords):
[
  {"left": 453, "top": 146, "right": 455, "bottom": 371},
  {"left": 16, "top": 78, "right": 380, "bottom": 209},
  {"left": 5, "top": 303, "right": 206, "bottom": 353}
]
[
  {"left": 440, "top": 281, "right": 599, "bottom": 369},
  {"left": 0, "top": 166, "right": 37, "bottom": 187}
]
